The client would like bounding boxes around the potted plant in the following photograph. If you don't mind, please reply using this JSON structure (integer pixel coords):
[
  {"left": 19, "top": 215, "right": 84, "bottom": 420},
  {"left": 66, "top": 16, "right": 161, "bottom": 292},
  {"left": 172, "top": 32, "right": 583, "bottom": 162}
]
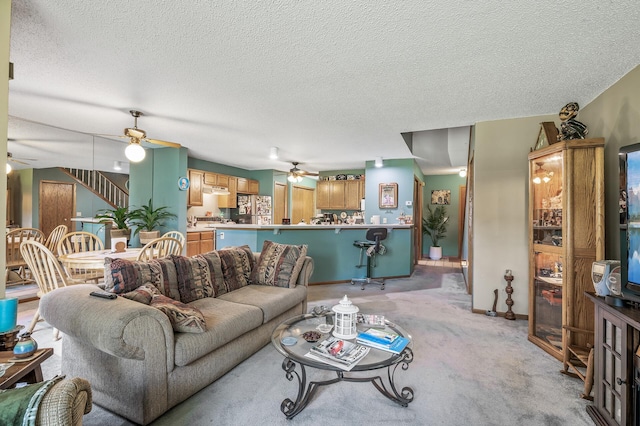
[
  {"left": 422, "top": 204, "right": 449, "bottom": 260},
  {"left": 95, "top": 206, "right": 132, "bottom": 240},
  {"left": 129, "top": 198, "right": 177, "bottom": 245}
]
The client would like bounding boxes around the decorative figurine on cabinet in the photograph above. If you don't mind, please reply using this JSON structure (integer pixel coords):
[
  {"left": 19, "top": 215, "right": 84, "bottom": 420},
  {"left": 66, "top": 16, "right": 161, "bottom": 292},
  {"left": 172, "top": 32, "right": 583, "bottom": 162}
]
[{"left": 557, "top": 102, "right": 588, "bottom": 141}]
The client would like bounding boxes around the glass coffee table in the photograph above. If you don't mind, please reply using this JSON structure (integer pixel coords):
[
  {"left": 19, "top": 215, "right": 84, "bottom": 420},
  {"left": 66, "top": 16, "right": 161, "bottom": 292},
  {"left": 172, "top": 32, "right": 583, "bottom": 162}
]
[{"left": 271, "top": 311, "right": 414, "bottom": 419}]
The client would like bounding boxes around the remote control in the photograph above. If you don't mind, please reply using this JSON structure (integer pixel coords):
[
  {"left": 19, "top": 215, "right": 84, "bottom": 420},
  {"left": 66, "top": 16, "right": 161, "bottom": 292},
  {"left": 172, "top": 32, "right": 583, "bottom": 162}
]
[{"left": 90, "top": 291, "right": 117, "bottom": 300}]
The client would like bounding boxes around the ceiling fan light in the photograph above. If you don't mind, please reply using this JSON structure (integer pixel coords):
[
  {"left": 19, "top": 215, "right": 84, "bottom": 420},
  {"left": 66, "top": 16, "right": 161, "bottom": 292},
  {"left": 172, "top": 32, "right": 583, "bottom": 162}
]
[
  {"left": 296, "top": 175, "right": 303, "bottom": 183},
  {"left": 287, "top": 173, "right": 295, "bottom": 182},
  {"left": 125, "top": 141, "right": 146, "bottom": 162},
  {"left": 269, "top": 147, "right": 279, "bottom": 160},
  {"left": 6, "top": 162, "right": 12, "bottom": 174},
  {"left": 375, "top": 157, "right": 383, "bottom": 168}
]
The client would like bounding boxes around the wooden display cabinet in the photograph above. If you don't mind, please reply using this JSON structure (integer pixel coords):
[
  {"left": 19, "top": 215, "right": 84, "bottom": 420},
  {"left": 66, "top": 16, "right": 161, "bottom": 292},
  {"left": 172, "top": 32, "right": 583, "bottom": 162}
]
[
  {"left": 528, "top": 138, "right": 605, "bottom": 360},
  {"left": 188, "top": 169, "right": 204, "bottom": 206}
]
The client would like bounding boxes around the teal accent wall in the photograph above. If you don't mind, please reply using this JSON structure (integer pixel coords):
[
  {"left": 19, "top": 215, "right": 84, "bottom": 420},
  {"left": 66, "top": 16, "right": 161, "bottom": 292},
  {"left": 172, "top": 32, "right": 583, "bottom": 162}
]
[
  {"left": 216, "top": 226, "right": 412, "bottom": 283},
  {"left": 364, "top": 159, "right": 416, "bottom": 224},
  {"left": 423, "top": 173, "right": 466, "bottom": 258},
  {"left": 188, "top": 158, "right": 250, "bottom": 178}
]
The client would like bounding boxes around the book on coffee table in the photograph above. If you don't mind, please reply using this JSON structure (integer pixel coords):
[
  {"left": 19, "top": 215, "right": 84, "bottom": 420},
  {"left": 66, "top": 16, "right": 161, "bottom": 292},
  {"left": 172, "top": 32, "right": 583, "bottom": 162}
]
[
  {"left": 305, "top": 336, "right": 370, "bottom": 371},
  {"left": 357, "top": 313, "right": 386, "bottom": 328},
  {"left": 356, "top": 328, "right": 409, "bottom": 354}
]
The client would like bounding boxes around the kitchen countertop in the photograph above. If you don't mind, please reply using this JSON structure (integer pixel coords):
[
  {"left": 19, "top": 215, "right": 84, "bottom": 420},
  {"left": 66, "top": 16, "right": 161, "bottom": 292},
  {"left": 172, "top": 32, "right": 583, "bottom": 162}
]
[{"left": 186, "top": 223, "right": 413, "bottom": 232}]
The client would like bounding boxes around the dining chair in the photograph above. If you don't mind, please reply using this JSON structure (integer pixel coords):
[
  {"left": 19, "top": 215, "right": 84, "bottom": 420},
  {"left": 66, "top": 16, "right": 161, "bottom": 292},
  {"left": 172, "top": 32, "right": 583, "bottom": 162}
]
[
  {"left": 5, "top": 227, "right": 46, "bottom": 286},
  {"left": 162, "top": 230, "right": 186, "bottom": 252},
  {"left": 136, "top": 237, "right": 183, "bottom": 261},
  {"left": 44, "top": 224, "right": 68, "bottom": 253},
  {"left": 56, "top": 231, "right": 105, "bottom": 284},
  {"left": 20, "top": 240, "right": 71, "bottom": 340}
]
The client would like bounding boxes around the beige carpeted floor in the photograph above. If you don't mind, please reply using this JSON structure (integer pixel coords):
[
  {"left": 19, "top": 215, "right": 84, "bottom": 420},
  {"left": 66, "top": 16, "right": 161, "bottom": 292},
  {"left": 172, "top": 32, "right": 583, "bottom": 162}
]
[{"left": 16, "top": 264, "right": 593, "bottom": 425}]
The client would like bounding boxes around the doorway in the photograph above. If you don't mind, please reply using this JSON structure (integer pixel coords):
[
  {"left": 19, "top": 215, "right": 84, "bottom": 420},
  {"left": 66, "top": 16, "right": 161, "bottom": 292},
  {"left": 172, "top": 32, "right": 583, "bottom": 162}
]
[
  {"left": 291, "top": 185, "right": 315, "bottom": 224},
  {"left": 414, "top": 177, "right": 424, "bottom": 262},
  {"left": 273, "top": 182, "right": 288, "bottom": 225},
  {"left": 39, "top": 181, "right": 76, "bottom": 238}
]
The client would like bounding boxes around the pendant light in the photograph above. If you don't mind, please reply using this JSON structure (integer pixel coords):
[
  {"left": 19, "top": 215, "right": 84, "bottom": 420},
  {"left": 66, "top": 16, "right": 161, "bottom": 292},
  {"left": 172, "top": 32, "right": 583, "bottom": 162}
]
[{"left": 125, "top": 140, "right": 146, "bottom": 162}]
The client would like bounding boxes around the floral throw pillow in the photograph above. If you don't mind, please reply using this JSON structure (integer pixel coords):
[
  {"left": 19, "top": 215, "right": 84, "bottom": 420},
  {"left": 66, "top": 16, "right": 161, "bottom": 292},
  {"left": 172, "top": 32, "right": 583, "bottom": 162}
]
[
  {"left": 150, "top": 294, "right": 207, "bottom": 333},
  {"left": 251, "top": 240, "right": 308, "bottom": 288},
  {"left": 103, "top": 258, "right": 163, "bottom": 294},
  {"left": 121, "top": 283, "right": 160, "bottom": 305},
  {"left": 170, "top": 255, "right": 214, "bottom": 303}
]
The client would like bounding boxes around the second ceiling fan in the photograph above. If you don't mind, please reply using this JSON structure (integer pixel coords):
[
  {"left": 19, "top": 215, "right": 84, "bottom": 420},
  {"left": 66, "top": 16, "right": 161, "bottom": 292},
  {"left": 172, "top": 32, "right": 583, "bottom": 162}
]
[{"left": 288, "top": 162, "right": 318, "bottom": 182}]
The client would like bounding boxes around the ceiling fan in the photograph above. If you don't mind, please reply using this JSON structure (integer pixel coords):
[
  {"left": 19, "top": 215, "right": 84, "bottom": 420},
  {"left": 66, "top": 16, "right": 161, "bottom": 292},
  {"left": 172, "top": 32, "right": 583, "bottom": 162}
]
[
  {"left": 6, "top": 152, "right": 36, "bottom": 173},
  {"left": 104, "top": 110, "right": 181, "bottom": 162},
  {"left": 288, "top": 161, "right": 318, "bottom": 182}
]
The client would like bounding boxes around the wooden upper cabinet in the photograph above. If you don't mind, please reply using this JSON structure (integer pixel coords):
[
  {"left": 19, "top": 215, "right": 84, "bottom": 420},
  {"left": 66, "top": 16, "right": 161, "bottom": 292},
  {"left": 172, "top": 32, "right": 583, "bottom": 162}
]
[
  {"left": 204, "top": 172, "right": 230, "bottom": 187},
  {"left": 188, "top": 169, "right": 204, "bottom": 206},
  {"left": 248, "top": 179, "right": 259, "bottom": 195},
  {"left": 317, "top": 179, "right": 363, "bottom": 210},
  {"left": 217, "top": 174, "right": 230, "bottom": 187},
  {"left": 218, "top": 176, "right": 237, "bottom": 208}
]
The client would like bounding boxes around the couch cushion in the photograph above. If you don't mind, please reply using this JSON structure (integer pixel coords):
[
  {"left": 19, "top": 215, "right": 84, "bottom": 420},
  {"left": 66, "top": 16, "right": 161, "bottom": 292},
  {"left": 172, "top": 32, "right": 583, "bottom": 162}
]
[
  {"left": 193, "top": 251, "right": 226, "bottom": 297},
  {"left": 103, "top": 258, "right": 163, "bottom": 294},
  {"left": 171, "top": 255, "right": 214, "bottom": 303},
  {"left": 150, "top": 294, "right": 207, "bottom": 334},
  {"left": 218, "top": 246, "right": 254, "bottom": 292},
  {"left": 121, "top": 283, "right": 159, "bottom": 304},
  {"left": 251, "top": 240, "right": 308, "bottom": 288},
  {"left": 173, "top": 298, "right": 263, "bottom": 366},
  {"left": 149, "top": 257, "right": 181, "bottom": 301},
  {"left": 217, "top": 284, "right": 307, "bottom": 323}
]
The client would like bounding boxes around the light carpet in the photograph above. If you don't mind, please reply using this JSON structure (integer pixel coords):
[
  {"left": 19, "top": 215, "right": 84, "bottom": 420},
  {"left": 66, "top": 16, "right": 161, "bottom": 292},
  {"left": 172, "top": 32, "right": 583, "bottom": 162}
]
[{"left": 23, "top": 268, "right": 593, "bottom": 425}]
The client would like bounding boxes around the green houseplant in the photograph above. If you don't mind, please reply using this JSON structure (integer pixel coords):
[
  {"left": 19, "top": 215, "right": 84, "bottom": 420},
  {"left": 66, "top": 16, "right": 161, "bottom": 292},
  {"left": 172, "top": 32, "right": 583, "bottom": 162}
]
[
  {"left": 422, "top": 204, "right": 449, "bottom": 260},
  {"left": 129, "top": 198, "right": 177, "bottom": 244},
  {"left": 95, "top": 206, "right": 132, "bottom": 240}
]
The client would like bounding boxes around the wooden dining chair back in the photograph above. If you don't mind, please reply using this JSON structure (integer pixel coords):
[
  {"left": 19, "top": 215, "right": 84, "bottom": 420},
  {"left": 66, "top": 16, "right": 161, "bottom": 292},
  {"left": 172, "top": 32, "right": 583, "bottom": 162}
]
[
  {"left": 20, "top": 240, "right": 70, "bottom": 339},
  {"left": 162, "top": 231, "right": 186, "bottom": 253},
  {"left": 44, "top": 224, "right": 68, "bottom": 252},
  {"left": 56, "top": 231, "right": 105, "bottom": 284},
  {"left": 5, "top": 227, "right": 45, "bottom": 286},
  {"left": 137, "top": 237, "right": 183, "bottom": 261}
]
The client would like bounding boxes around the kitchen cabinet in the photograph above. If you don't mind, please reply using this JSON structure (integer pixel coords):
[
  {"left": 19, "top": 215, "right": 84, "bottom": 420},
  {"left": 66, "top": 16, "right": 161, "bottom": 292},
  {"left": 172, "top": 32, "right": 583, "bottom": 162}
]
[
  {"left": 186, "top": 231, "right": 215, "bottom": 256},
  {"left": 317, "top": 180, "right": 364, "bottom": 210},
  {"left": 188, "top": 169, "right": 204, "bottom": 206},
  {"left": 218, "top": 177, "right": 237, "bottom": 208},
  {"left": 204, "top": 172, "right": 230, "bottom": 187},
  {"left": 528, "top": 138, "right": 605, "bottom": 360},
  {"left": 237, "top": 178, "right": 259, "bottom": 195}
]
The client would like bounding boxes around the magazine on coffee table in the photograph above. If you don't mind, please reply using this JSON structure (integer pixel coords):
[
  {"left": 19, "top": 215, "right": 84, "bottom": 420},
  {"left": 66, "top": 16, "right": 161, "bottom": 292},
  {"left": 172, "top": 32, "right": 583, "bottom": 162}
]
[
  {"left": 356, "top": 328, "right": 410, "bottom": 354},
  {"left": 305, "top": 336, "right": 370, "bottom": 371},
  {"left": 357, "top": 313, "right": 386, "bottom": 328}
]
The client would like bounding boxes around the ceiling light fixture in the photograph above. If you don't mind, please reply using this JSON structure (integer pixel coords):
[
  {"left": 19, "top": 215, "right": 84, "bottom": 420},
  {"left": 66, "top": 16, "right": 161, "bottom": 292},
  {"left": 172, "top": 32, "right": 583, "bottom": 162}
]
[
  {"left": 375, "top": 157, "right": 383, "bottom": 168},
  {"left": 287, "top": 173, "right": 303, "bottom": 183},
  {"left": 459, "top": 169, "right": 467, "bottom": 177},
  {"left": 6, "top": 162, "right": 12, "bottom": 174},
  {"left": 269, "top": 146, "right": 279, "bottom": 160},
  {"left": 113, "top": 160, "right": 122, "bottom": 171},
  {"left": 125, "top": 140, "right": 146, "bottom": 162}
]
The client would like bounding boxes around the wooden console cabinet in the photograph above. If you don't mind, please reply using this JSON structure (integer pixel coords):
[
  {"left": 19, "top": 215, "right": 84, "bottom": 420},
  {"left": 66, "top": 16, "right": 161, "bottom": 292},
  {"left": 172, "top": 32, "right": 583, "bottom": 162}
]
[
  {"left": 528, "top": 138, "right": 605, "bottom": 360},
  {"left": 586, "top": 293, "right": 640, "bottom": 426}
]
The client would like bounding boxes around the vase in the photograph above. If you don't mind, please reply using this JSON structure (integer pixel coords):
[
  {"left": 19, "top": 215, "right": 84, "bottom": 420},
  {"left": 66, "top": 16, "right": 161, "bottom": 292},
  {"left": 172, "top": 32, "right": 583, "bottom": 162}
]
[
  {"left": 13, "top": 332, "right": 38, "bottom": 359},
  {"left": 429, "top": 246, "right": 442, "bottom": 260},
  {"left": 0, "top": 298, "right": 18, "bottom": 333}
]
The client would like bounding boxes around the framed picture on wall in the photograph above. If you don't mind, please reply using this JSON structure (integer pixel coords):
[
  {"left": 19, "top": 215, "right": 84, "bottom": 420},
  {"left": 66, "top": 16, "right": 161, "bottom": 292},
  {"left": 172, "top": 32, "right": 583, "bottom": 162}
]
[
  {"left": 431, "top": 189, "right": 451, "bottom": 205},
  {"left": 379, "top": 183, "right": 398, "bottom": 209}
]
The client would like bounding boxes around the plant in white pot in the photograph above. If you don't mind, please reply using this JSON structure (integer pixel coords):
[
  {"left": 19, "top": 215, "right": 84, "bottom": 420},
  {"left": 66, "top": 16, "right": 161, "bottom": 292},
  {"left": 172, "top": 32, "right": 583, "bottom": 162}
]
[
  {"left": 422, "top": 205, "right": 449, "bottom": 260},
  {"left": 129, "top": 199, "right": 177, "bottom": 245},
  {"left": 95, "top": 206, "right": 132, "bottom": 240}
]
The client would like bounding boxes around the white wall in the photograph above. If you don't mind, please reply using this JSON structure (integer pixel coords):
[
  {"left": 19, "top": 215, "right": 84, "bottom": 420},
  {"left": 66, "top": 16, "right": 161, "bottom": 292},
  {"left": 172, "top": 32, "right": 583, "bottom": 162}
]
[
  {"left": 1, "top": 0, "right": 11, "bottom": 299},
  {"left": 473, "top": 114, "right": 556, "bottom": 315}
]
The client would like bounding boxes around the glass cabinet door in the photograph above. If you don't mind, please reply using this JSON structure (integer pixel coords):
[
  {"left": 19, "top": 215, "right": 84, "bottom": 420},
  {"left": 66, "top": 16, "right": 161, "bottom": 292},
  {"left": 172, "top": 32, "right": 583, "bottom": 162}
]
[
  {"left": 532, "top": 251, "right": 564, "bottom": 349},
  {"left": 532, "top": 152, "right": 564, "bottom": 247}
]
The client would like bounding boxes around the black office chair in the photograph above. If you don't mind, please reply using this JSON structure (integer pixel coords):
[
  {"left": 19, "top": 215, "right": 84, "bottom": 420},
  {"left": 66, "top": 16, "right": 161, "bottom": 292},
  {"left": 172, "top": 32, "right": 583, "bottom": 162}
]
[{"left": 351, "top": 228, "right": 388, "bottom": 290}]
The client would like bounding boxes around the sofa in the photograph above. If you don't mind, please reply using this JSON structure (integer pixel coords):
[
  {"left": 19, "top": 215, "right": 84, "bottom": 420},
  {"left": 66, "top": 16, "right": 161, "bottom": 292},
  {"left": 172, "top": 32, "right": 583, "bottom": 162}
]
[
  {"left": 0, "top": 376, "right": 92, "bottom": 426},
  {"left": 40, "top": 243, "right": 313, "bottom": 425}
]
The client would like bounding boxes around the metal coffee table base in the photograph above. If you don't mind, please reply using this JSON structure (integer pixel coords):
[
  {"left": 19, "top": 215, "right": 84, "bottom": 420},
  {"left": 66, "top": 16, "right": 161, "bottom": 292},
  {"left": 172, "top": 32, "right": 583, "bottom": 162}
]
[{"left": 280, "top": 348, "right": 414, "bottom": 419}]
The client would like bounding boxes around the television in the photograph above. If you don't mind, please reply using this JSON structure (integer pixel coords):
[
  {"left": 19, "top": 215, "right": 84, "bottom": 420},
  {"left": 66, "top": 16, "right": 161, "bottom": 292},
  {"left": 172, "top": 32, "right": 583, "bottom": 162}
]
[{"left": 619, "top": 142, "right": 640, "bottom": 303}]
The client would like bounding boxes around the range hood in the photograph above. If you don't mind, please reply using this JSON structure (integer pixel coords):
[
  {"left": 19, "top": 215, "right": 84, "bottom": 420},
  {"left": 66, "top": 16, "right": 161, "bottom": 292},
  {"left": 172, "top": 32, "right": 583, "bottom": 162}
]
[{"left": 210, "top": 185, "right": 230, "bottom": 195}]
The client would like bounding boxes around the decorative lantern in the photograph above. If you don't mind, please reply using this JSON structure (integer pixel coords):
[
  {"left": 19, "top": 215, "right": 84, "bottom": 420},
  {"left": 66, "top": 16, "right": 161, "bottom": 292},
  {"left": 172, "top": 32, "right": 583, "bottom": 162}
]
[{"left": 332, "top": 295, "right": 359, "bottom": 340}]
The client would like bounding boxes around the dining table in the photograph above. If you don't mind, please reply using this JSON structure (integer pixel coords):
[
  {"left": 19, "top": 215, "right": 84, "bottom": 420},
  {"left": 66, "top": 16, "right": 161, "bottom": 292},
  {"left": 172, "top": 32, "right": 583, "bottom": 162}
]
[{"left": 58, "top": 248, "right": 143, "bottom": 271}]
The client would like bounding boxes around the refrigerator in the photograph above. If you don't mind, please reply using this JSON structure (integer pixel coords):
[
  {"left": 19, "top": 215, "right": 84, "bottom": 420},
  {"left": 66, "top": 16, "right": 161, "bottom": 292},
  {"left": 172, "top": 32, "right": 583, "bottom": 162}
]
[{"left": 238, "top": 195, "right": 272, "bottom": 225}]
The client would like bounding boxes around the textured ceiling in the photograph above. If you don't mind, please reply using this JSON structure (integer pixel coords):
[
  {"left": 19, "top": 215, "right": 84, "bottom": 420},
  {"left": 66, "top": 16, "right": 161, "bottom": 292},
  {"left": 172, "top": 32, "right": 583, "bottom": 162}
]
[{"left": 7, "top": 1, "right": 640, "bottom": 175}]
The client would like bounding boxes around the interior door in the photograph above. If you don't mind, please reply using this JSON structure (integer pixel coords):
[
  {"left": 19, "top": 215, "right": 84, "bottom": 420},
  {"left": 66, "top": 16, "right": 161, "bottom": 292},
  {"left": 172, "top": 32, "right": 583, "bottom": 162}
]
[
  {"left": 291, "top": 185, "right": 315, "bottom": 224},
  {"left": 273, "top": 182, "right": 287, "bottom": 224},
  {"left": 414, "top": 177, "right": 423, "bottom": 263},
  {"left": 39, "top": 181, "right": 76, "bottom": 238}
]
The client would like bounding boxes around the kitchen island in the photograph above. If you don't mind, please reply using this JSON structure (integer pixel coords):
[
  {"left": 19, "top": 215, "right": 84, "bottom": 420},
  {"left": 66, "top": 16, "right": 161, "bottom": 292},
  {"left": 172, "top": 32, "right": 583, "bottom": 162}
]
[{"left": 187, "top": 223, "right": 414, "bottom": 284}]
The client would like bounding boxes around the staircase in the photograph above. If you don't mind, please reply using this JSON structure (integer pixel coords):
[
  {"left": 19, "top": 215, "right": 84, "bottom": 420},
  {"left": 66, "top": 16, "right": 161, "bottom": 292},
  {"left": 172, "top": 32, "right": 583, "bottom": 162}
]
[{"left": 61, "top": 168, "right": 128, "bottom": 208}]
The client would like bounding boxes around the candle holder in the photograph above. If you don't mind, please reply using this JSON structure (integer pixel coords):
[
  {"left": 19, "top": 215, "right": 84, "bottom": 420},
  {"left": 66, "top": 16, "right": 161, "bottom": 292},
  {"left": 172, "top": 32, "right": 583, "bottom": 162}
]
[{"left": 504, "top": 270, "right": 516, "bottom": 320}]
